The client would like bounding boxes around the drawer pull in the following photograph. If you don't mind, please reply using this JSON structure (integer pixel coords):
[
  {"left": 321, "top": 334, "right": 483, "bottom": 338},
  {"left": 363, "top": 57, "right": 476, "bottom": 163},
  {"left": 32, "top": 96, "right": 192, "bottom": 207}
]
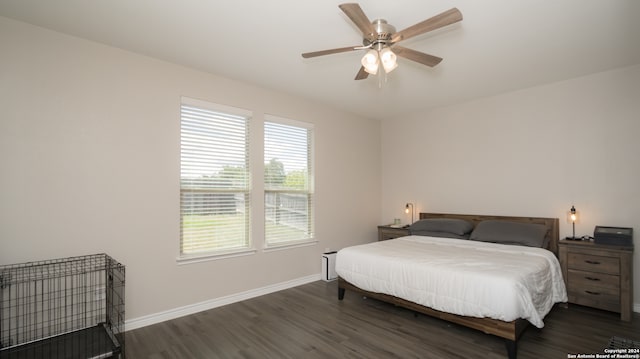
[
  {"left": 585, "top": 277, "right": 601, "bottom": 281},
  {"left": 585, "top": 260, "right": 601, "bottom": 265},
  {"left": 585, "top": 290, "right": 600, "bottom": 296}
]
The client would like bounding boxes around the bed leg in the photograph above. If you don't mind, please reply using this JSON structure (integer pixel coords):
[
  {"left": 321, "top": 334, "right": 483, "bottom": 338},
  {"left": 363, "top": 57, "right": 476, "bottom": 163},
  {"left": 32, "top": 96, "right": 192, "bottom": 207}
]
[
  {"left": 338, "top": 287, "right": 345, "bottom": 300},
  {"left": 505, "top": 340, "right": 517, "bottom": 359}
]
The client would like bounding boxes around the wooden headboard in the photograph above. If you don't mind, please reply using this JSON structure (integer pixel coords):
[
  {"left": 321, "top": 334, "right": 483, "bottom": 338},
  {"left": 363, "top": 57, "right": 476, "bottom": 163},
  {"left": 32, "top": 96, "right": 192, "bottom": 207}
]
[{"left": 419, "top": 212, "right": 560, "bottom": 255}]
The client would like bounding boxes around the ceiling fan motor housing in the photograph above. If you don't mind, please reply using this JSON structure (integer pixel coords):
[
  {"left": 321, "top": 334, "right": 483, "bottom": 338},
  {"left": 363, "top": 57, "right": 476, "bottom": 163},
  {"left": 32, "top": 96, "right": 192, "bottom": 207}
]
[{"left": 363, "top": 19, "right": 396, "bottom": 49}]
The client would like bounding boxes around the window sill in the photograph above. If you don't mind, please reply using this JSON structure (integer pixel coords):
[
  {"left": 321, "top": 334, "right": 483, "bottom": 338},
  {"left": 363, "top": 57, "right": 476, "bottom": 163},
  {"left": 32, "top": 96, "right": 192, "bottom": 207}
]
[
  {"left": 176, "top": 249, "right": 257, "bottom": 265},
  {"left": 263, "top": 239, "right": 318, "bottom": 252}
]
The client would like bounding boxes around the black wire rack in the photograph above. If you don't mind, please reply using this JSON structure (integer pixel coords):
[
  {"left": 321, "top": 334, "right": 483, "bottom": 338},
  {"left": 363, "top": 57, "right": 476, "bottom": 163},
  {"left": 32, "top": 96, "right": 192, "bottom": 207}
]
[
  {"left": 0, "top": 254, "right": 125, "bottom": 358},
  {"left": 608, "top": 336, "right": 640, "bottom": 350}
]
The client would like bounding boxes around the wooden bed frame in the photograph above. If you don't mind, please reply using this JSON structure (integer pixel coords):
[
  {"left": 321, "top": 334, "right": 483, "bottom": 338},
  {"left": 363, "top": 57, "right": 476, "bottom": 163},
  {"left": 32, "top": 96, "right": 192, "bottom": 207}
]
[{"left": 337, "top": 212, "right": 560, "bottom": 359}]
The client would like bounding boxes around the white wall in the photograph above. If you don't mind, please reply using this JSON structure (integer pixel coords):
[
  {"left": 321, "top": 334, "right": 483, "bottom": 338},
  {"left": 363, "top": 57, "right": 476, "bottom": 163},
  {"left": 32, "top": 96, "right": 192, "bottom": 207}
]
[
  {"left": 0, "top": 17, "right": 381, "bottom": 322},
  {"left": 381, "top": 64, "right": 640, "bottom": 308}
]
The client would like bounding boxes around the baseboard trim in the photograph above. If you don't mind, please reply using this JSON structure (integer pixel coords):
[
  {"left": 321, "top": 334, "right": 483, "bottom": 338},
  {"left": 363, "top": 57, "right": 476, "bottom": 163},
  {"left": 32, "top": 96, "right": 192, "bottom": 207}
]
[{"left": 125, "top": 273, "right": 321, "bottom": 331}]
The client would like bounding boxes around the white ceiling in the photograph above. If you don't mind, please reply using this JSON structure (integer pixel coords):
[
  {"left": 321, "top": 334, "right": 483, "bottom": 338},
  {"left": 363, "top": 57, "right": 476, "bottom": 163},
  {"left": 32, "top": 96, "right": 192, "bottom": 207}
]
[{"left": 1, "top": 0, "right": 639, "bottom": 120}]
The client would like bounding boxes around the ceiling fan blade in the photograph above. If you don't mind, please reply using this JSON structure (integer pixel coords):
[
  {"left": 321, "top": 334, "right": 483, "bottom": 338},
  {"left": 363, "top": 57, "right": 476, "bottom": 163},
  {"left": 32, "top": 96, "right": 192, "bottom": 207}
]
[
  {"left": 339, "top": 3, "right": 375, "bottom": 36},
  {"left": 391, "top": 8, "right": 462, "bottom": 43},
  {"left": 354, "top": 66, "right": 369, "bottom": 80},
  {"left": 394, "top": 46, "right": 443, "bottom": 67},
  {"left": 302, "top": 46, "right": 360, "bottom": 58}
]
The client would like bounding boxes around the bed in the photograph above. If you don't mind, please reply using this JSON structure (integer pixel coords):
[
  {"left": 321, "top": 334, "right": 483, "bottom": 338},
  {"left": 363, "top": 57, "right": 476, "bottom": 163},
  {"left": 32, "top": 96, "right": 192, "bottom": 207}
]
[{"left": 336, "top": 213, "right": 567, "bottom": 359}]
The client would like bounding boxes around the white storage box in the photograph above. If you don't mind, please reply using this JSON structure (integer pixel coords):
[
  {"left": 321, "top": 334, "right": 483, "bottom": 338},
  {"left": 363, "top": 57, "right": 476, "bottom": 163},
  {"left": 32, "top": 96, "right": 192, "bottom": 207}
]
[{"left": 321, "top": 251, "right": 337, "bottom": 281}]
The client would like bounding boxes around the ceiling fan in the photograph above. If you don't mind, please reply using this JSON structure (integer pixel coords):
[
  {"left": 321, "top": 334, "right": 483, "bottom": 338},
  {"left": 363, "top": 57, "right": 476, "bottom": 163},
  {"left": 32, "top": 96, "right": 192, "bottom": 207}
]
[{"left": 302, "top": 3, "right": 463, "bottom": 80}]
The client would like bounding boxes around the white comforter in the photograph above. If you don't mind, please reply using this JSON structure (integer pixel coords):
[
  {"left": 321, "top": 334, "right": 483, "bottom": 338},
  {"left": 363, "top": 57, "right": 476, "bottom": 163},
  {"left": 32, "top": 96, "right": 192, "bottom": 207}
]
[{"left": 335, "top": 235, "right": 567, "bottom": 328}]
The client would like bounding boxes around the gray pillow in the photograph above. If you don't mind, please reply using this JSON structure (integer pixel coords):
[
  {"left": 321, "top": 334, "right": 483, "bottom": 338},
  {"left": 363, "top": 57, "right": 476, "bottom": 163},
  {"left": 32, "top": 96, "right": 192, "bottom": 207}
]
[
  {"left": 469, "top": 220, "right": 547, "bottom": 247},
  {"left": 409, "top": 218, "right": 474, "bottom": 236},
  {"left": 410, "top": 230, "right": 470, "bottom": 239}
]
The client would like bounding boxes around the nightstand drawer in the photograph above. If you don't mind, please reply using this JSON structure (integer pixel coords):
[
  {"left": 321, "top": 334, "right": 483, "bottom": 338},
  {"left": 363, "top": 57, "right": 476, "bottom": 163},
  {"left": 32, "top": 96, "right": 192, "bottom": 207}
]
[
  {"left": 568, "top": 286, "right": 620, "bottom": 313},
  {"left": 377, "top": 225, "right": 410, "bottom": 241},
  {"left": 567, "top": 253, "right": 619, "bottom": 275},
  {"left": 379, "top": 229, "right": 408, "bottom": 241},
  {"left": 568, "top": 269, "right": 619, "bottom": 291}
]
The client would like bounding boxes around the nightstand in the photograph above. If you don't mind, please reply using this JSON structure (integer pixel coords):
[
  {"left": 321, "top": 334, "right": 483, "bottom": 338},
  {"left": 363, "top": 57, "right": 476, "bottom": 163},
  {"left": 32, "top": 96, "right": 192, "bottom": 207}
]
[
  {"left": 377, "top": 225, "right": 410, "bottom": 241},
  {"left": 558, "top": 239, "right": 634, "bottom": 321}
]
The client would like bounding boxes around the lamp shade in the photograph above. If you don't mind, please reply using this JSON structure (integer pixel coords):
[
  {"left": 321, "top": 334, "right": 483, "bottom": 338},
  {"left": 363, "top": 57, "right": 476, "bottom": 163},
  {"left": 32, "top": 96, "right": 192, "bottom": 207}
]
[
  {"left": 379, "top": 47, "right": 398, "bottom": 73},
  {"left": 361, "top": 49, "right": 379, "bottom": 75}
]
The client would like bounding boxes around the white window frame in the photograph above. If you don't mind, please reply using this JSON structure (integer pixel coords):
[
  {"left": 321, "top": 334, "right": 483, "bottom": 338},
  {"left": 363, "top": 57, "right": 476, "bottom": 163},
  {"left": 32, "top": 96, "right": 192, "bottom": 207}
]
[
  {"left": 263, "top": 114, "right": 315, "bottom": 249},
  {"left": 178, "top": 97, "right": 254, "bottom": 263}
]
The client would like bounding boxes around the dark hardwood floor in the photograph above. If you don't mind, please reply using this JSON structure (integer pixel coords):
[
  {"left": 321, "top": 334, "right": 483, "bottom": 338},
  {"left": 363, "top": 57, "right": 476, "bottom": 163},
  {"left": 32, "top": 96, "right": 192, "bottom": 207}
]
[{"left": 125, "top": 280, "right": 639, "bottom": 358}]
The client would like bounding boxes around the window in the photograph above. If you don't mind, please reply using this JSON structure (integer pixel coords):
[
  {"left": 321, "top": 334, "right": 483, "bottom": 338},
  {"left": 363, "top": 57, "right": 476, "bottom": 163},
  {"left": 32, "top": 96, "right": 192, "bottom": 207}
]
[
  {"left": 264, "top": 116, "right": 314, "bottom": 247},
  {"left": 180, "top": 98, "right": 251, "bottom": 258}
]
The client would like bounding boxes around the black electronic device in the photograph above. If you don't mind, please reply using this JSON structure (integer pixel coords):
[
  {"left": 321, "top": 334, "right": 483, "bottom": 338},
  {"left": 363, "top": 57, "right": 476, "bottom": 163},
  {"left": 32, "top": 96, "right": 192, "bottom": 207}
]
[
  {"left": 564, "top": 235, "right": 592, "bottom": 241},
  {"left": 564, "top": 236, "right": 582, "bottom": 240},
  {"left": 593, "top": 226, "right": 633, "bottom": 246}
]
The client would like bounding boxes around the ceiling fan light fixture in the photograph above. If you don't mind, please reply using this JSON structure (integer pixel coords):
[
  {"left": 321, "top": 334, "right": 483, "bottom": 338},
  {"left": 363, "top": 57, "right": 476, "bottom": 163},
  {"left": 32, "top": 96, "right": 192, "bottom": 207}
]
[
  {"left": 361, "top": 49, "right": 379, "bottom": 74},
  {"left": 379, "top": 47, "right": 398, "bottom": 73}
]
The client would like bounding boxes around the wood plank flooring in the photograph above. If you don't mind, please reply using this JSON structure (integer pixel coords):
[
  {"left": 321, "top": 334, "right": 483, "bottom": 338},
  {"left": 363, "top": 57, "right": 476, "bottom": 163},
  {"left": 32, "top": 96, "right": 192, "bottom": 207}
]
[{"left": 125, "top": 280, "right": 639, "bottom": 358}]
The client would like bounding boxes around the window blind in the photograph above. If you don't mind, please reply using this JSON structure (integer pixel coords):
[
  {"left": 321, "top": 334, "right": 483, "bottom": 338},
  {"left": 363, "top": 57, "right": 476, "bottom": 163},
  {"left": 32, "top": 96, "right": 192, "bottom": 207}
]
[
  {"left": 180, "top": 100, "right": 251, "bottom": 256},
  {"left": 264, "top": 118, "right": 314, "bottom": 246}
]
